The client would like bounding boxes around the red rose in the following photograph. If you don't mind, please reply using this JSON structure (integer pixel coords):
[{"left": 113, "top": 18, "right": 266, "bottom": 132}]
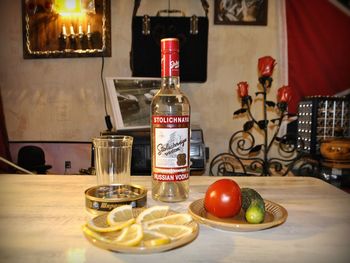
[
  {"left": 237, "top": 82, "right": 249, "bottom": 98},
  {"left": 277, "top": 86, "right": 293, "bottom": 103},
  {"left": 258, "top": 56, "right": 276, "bottom": 77}
]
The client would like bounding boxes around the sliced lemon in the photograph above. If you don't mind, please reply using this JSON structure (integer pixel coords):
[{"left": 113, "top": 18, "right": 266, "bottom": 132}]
[
  {"left": 144, "top": 213, "right": 193, "bottom": 227},
  {"left": 106, "top": 205, "right": 135, "bottom": 229},
  {"left": 142, "top": 229, "right": 171, "bottom": 247},
  {"left": 82, "top": 224, "right": 113, "bottom": 243},
  {"left": 147, "top": 224, "right": 193, "bottom": 241},
  {"left": 86, "top": 216, "right": 125, "bottom": 233},
  {"left": 107, "top": 205, "right": 134, "bottom": 224},
  {"left": 144, "top": 237, "right": 171, "bottom": 247},
  {"left": 113, "top": 223, "right": 143, "bottom": 247},
  {"left": 136, "top": 206, "right": 169, "bottom": 224},
  {"left": 142, "top": 229, "right": 169, "bottom": 241}
]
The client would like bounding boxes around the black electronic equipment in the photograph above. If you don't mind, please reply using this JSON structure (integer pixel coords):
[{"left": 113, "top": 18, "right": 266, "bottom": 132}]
[{"left": 297, "top": 96, "right": 350, "bottom": 155}]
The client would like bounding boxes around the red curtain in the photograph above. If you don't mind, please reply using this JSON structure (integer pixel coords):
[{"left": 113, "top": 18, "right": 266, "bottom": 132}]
[{"left": 286, "top": 0, "right": 350, "bottom": 113}]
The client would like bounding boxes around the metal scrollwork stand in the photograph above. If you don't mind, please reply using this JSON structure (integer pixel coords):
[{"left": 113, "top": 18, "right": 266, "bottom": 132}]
[{"left": 210, "top": 76, "right": 319, "bottom": 177}]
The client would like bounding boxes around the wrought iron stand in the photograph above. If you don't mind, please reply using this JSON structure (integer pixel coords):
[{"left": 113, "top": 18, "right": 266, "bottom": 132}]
[{"left": 209, "top": 76, "right": 317, "bottom": 176}]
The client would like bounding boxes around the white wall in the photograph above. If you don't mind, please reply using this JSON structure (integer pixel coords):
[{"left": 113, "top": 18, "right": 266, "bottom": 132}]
[{"left": 0, "top": 0, "right": 285, "bottom": 170}]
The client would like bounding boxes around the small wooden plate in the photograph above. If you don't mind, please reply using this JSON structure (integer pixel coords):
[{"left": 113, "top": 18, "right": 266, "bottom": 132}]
[
  {"left": 188, "top": 199, "right": 288, "bottom": 232},
  {"left": 83, "top": 209, "right": 199, "bottom": 254}
]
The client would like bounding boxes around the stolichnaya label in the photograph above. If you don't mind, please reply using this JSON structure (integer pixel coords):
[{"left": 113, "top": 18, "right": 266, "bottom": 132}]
[
  {"left": 153, "top": 116, "right": 189, "bottom": 124},
  {"left": 152, "top": 115, "right": 190, "bottom": 182}
]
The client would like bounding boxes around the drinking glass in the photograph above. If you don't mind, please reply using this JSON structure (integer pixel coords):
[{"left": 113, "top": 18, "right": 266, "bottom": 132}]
[{"left": 92, "top": 135, "right": 133, "bottom": 185}]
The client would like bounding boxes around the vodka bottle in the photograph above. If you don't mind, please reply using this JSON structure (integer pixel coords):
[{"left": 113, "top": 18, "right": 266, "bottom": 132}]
[{"left": 151, "top": 38, "right": 191, "bottom": 202}]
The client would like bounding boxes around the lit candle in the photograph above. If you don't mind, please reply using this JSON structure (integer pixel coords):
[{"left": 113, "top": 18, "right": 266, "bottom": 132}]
[
  {"left": 62, "top": 25, "right": 67, "bottom": 35},
  {"left": 70, "top": 25, "right": 75, "bottom": 35}
]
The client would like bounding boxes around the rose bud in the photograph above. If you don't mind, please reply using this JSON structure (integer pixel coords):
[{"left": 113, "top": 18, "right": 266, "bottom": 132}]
[
  {"left": 258, "top": 56, "right": 276, "bottom": 77},
  {"left": 277, "top": 85, "right": 293, "bottom": 103},
  {"left": 237, "top": 81, "right": 249, "bottom": 98}
]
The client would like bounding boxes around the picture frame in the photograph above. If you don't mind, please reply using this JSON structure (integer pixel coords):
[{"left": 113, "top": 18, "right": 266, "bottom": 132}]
[
  {"left": 105, "top": 77, "right": 161, "bottom": 130},
  {"left": 329, "top": 0, "right": 350, "bottom": 16},
  {"left": 214, "top": 0, "right": 268, "bottom": 26},
  {"left": 22, "top": 0, "right": 111, "bottom": 59}
]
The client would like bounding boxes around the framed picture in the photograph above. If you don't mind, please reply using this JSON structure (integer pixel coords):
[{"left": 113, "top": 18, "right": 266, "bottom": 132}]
[
  {"left": 106, "top": 77, "right": 161, "bottom": 130},
  {"left": 214, "top": 0, "right": 268, "bottom": 25},
  {"left": 22, "top": 0, "right": 111, "bottom": 58},
  {"left": 329, "top": 0, "right": 350, "bottom": 16}
]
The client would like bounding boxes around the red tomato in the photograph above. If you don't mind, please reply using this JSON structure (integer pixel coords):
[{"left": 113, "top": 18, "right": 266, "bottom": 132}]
[{"left": 204, "top": 179, "right": 242, "bottom": 218}]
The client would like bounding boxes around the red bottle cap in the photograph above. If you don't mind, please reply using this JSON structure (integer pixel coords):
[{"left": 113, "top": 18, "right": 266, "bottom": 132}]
[
  {"left": 161, "top": 38, "right": 179, "bottom": 52},
  {"left": 161, "top": 38, "right": 179, "bottom": 77}
]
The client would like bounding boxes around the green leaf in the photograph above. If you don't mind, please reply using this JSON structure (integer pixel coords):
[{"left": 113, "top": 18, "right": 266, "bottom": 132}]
[
  {"left": 265, "top": 101, "right": 276, "bottom": 107},
  {"left": 248, "top": 95, "right": 253, "bottom": 105},
  {"left": 249, "top": 145, "right": 262, "bottom": 154},
  {"left": 243, "top": 121, "right": 254, "bottom": 132},
  {"left": 233, "top": 108, "right": 247, "bottom": 115},
  {"left": 270, "top": 118, "right": 280, "bottom": 124},
  {"left": 258, "top": 120, "right": 269, "bottom": 129}
]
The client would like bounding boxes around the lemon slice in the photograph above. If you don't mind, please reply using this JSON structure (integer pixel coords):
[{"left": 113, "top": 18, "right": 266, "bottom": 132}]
[
  {"left": 82, "top": 224, "right": 113, "bottom": 243},
  {"left": 86, "top": 215, "right": 125, "bottom": 233},
  {"left": 113, "top": 224, "right": 143, "bottom": 247},
  {"left": 144, "top": 213, "right": 193, "bottom": 227},
  {"left": 106, "top": 205, "right": 135, "bottom": 229},
  {"left": 147, "top": 224, "right": 193, "bottom": 241},
  {"left": 136, "top": 206, "right": 169, "bottom": 224},
  {"left": 144, "top": 237, "right": 171, "bottom": 247},
  {"left": 142, "top": 229, "right": 169, "bottom": 241},
  {"left": 142, "top": 229, "right": 171, "bottom": 247}
]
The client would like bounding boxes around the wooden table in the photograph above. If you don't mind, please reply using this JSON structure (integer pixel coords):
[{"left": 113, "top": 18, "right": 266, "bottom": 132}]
[{"left": 0, "top": 175, "right": 349, "bottom": 263}]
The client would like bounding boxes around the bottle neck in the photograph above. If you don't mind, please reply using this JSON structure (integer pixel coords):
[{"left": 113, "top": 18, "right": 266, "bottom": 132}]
[
  {"left": 161, "top": 76, "right": 180, "bottom": 90},
  {"left": 161, "top": 47, "right": 180, "bottom": 89}
]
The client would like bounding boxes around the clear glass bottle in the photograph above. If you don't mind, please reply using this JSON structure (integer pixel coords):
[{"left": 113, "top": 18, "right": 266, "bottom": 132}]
[{"left": 151, "top": 38, "right": 191, "bottom": 202}]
